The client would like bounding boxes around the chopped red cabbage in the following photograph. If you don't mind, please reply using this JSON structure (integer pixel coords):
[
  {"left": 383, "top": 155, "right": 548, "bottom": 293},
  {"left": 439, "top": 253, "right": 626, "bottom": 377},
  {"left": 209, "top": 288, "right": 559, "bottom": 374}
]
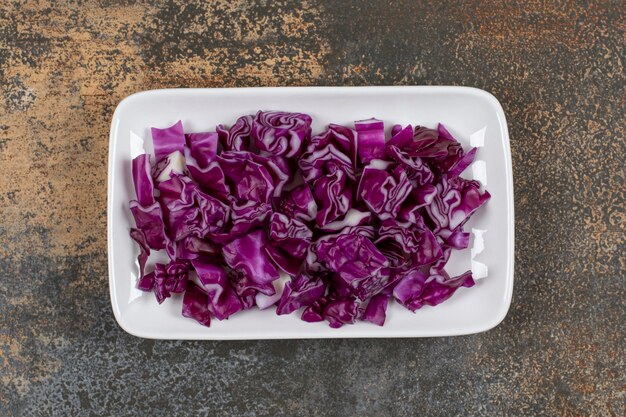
[
  {"left": 217, "top": 115, "right": 253, "bottom": 152},
  {"left": 355, "top": 118, "right": 386, "bottom": 164},
  {"left": 185, "top": 132, "right": 218, "bottom": 167},
  {"left": 276, "top": 273, "right": 326, "bottom": 315},
  {"left": 131, "top": 154, "right": 155, "bottom": 207},
  {"left": 268, "top": 212, "right": 312, "bottom": 259},
  {"left": 151, "top": 120, "right": 186, "bottom": 163},
  {"left": 323, "top": 297, "right": 361, "bottom": 328},
  {"left": 140, "top": 261, "right": 190, "bottom": 304},
  {"left": 276, "top": 184, "right": 318, "bottom": 223},
  {"left": 191, "top": 259, "right": 243, "bottom": 320},
  {"left": 299, "top": 124, "right": 358, "bottom": 181},
  {"left": 158, "top": 175, "right": 230, "bottom": 241},
  {"left": 375, "top": 218, "right": 443, "bottom": 269},
  {"left": 312, "top": 169, "right": 353, "bottom": 227},
  {"left": 252, "top": 111, "right": 312, "bottom": 158},
  {"left": 182, "top": 283, "right": 212, "bottom": 327},
  {"left": 357, "top": 160, "right": 412, "bottom": 221},
  {"left": 222, "top": 230, "right": 279, "bottom": 286},
  {"left": 129, "top": 201, "right": 167, "bottom": 250},
  {"left": 129, "top": 116, "right": 489, "bottom": 328},
  {"left": 393, "top": 269, "right": 475, "bottom": 312},
  {"left": 362, "top": 293, "right": 390, "bottom": 326},
  {"left": 129, "top": 228, "right": 150, "bottom": 278}
]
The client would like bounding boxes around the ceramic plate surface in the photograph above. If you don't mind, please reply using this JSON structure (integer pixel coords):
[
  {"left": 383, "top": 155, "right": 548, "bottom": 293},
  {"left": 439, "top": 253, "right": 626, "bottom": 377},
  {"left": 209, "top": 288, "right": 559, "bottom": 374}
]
[{"left": 108, "top": 86, "right": 514, "bottom": 339}]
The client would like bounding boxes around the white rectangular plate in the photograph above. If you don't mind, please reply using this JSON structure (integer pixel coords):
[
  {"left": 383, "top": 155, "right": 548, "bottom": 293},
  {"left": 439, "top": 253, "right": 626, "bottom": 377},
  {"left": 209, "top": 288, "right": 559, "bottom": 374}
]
[{"left": 108, "top": 86, "right": 514, "bottom": 339}]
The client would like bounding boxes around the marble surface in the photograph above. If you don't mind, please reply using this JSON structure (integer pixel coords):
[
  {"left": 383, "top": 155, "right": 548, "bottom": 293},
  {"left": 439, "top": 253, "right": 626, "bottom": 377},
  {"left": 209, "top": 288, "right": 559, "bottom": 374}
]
[{"left": 1, "top": 1, "right": 623, "bottom": 415}]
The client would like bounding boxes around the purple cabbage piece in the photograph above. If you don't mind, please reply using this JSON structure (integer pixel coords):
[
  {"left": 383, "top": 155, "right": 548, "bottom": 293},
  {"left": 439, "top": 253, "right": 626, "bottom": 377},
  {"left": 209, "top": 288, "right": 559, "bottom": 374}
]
[
  {"left": 152, "top": 150, "right": 186, "bottom": 184},
  {"left": 159, "top": 261, "right": 189, "bottom": 293},
  {"left": 329, "top": 274, "right": 353, "bottom": 298},
  {"left": 151, "top": 120, "right": 186, "bottom": 163},
  {"left": 140, "top": 261, "right": 189, "bottom": 304},
  {"left": 129, "top": 201, "right": 167, "bottom": 250},
  {"left": 265, "top": 245, "right": 304, "bottom": 276},
  {"left": 393, "top": 269, "right": 475, "bottom": 312},
  {"left": 276, "top": 273, "right": 326, "bottom": 315},
  {"left": 400, "top": 125, "right": 443, "bottom": 157},
  {"left": 387, "top": 145, "right": 434, "bottom": 187},
  {"left": 350, "top": 267, "right": 395, "bottom": 301},
  {"left": 268, "top": 212, "right": 312, "bottom": 259},
  {"left": 210, "top": 200, "right": 272, "bottom": 245},
  {"left": 168, "top": 236, "right": 219, "bottom": 261},
  {"left": 183, "top": 148, "right": 230, "bottom": 201},
  {"left": 447, "top": 147, "right": 477, "bottom": 177},
  {"left": 423, "top": 175, "right": 491, "bottom": 234},
  {"left": 428, "top": 246, "right": 452, "bottom": 278},
  {"left": 219, "top": 151, "right": 290, "bottom": 202},
  {"left": 321, "top": 262, "right": 392, "bottom": 302},
  {"left": 229, "top": 268, "right": 276, "bottom": 309},
  {"left": 223, "top": 230, "right": 280, "bottom": 286},
  {"left": 443, "top": 227, "right": 471, "bottom": 250},
  {"left": 362, "top": 293, "right": 390, "bottom": 326},
  {"left": 355, "top": 118, "right": 386, "bottom": 164},
  {"left": 182, "top": 283, "right": 212, "bottom": 327},
  {"left": 192, "top": 259, "right": 243, "bottom": 320},
  {"left": 132, "top": 154, "right": 155, "bottom": 207},
  {"left": 265, "top": 212, "right": 313, "bottom": 274},
  {"left": 316, "top": 233, "right": 388, "bottom": 290},
  {"left": 436, "top": 124, "right": 477, "bottom": 176},
  {"left": 256, "top": 154, "right": 291, "bottom": 198},
  {"left": 357, "top": 160, "right": 412, "bottom": 221},
  {"left": 219, "top": 151, "right": 276, "bottom": 203},
  {"left": 313, "top": 169, "right": 353, "bottom": 227},
  {"left": 301, "top": 298, "right": 325, "bottom": 322},
  {"left": 252, "top": 111, "right": 312, "bottom": 157},
  {"left": 378, "top": 269, "right": 405, "bottom": 296},
  {"left": 217, "top": 115, "right": 253, "bottom": 152},
  {"left": 375, "top": 218, "right": 443, "bottom": 269},
  {"left": 386, "top": 125, "right": 434, "bottom": 186},
  {"left": 323, "top": 297, "right": 360, "bottom": 328},
  {"left": 185, "top": 132, "right": 218, "bottom": 167},
  {"left": 229, "top": 201, "right": 272, "bottom": 237},
  {"left": 397, "top": 184, "right": 438, "bottom": 224},
  {"left": 277, "top": 184, "right": 318, "bottom": 223},
  {"left": 386, "top": 124, "right": 413, "bottom": 148},
  {"left": 305, "top": 225, "right": 377, "bottom": 274},
  {"left": 393, "top": 124, "right": 477, "bottom": 177},
  {"left": 130, "top": 228, "right": 150, "bottom": 279},
  {"left": 301, "top": 294, "right": 361, "bottom": 328},
  {"left": 216, "top": 124, "right": 229, "bottom": 150},
  {"left": 158, "top": 175, "right": 230, "bottom": 241},
  {"left": 137, "top": 271, "right": 155, "bottom": 292},
  {"left": 299, "top": 124, "right": 358, "bottom": 182}
]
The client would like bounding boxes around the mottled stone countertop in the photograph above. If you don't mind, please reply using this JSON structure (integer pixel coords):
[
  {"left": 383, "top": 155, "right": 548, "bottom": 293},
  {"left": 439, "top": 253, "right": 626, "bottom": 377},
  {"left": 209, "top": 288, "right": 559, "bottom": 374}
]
[{"left": 1, "top": 1, "right": 624, "bottom": 416}]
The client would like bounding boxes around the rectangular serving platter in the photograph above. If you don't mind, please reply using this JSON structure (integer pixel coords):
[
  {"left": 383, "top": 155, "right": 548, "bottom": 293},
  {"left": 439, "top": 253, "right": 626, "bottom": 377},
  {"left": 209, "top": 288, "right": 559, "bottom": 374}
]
[{"left": 108, "top": 86, "right": 514, "bottom": 339}]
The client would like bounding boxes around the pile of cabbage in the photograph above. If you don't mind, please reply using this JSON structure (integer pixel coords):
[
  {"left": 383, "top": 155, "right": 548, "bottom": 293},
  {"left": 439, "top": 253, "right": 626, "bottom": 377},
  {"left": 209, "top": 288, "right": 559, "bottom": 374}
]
[{"left": 129, "top": 111, "right": 490, "bottom": 328}]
